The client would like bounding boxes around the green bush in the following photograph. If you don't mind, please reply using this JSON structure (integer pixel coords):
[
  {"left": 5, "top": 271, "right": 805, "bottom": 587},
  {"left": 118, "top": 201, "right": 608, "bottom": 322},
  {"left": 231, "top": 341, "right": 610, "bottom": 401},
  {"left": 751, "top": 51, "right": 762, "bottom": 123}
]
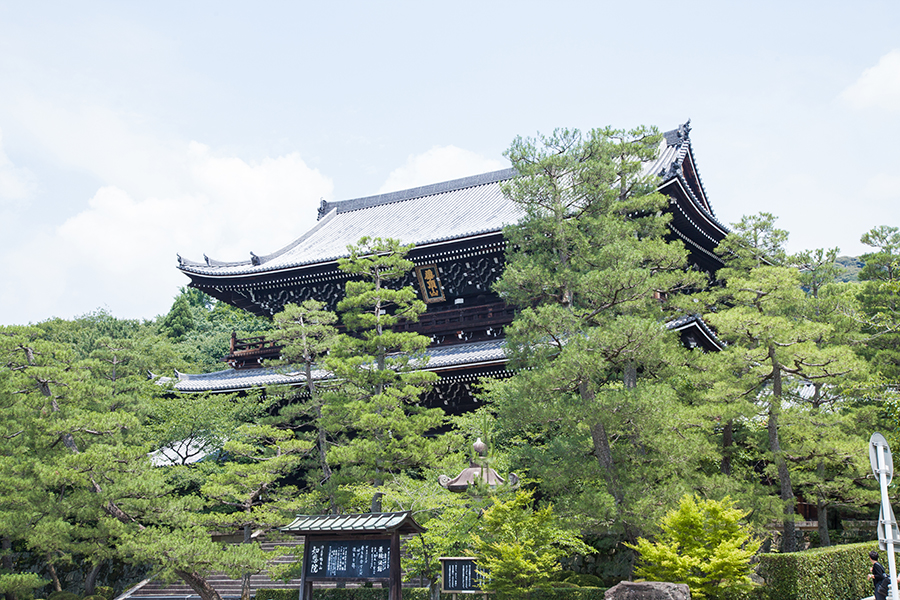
[
  {"left": 628, "top": 495, "right": 760, "bottom": 600},
  {"left": 255, "top": 589, "right": 303, "bottom": 600},
  {"left": 315, "top": 590, "right": 389, "bottom": 600},
  {"left": 256, "top": 586, "right": 607, "bottom": 600},
  {"left": 550, "top": 571, "right": 603, "bottom": 588},
  {"left": 83, "top": 594, "right": 108, "bottom": 600},
  {"left": 758, "top": 541, "right": 877, "bottom": 600},
  {"left": 95, "top": 586, "right": 114, "bottom": 600},
  {"left": 47, "top": 592, "right": 80, "bottom": 600},
  {"left": 525, "top": 588, "right": 607, "bottom": 600}
]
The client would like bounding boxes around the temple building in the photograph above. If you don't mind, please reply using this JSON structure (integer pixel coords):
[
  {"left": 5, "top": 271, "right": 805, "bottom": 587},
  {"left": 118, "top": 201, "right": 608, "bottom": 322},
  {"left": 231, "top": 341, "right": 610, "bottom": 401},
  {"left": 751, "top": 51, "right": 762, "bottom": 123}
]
[{"left": 172, "top": 121, "right": 728, "bottom": 410}]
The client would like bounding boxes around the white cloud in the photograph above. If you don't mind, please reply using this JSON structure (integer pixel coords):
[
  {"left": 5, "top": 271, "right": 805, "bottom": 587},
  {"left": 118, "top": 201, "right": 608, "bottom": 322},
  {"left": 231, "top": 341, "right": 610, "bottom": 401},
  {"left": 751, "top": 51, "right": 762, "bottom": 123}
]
[
  {"left": 0, "top": 129, "right": 36, "bottom": 204},
  {"left": 0, "top": 138, "right": 332, "bottom": 324},
  {"left": 840, "top": 49, "right": 900, "bottom": 111},
  {"left": 378, "top": 146, "right": 505, "bottom": 194},
  {"left": 862, "top": 172, "right": 900, "bottom": 200}
]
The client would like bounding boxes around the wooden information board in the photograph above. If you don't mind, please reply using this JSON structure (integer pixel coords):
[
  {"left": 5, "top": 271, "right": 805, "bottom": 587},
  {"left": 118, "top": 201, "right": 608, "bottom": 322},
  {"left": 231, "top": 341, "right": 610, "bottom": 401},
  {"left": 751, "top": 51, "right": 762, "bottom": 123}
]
[
  {"left": 304, "top": 539, "right": 391, "bottom": 579},
  {"left": 440, "top": 557, "right": 483, "bottom": 593}
]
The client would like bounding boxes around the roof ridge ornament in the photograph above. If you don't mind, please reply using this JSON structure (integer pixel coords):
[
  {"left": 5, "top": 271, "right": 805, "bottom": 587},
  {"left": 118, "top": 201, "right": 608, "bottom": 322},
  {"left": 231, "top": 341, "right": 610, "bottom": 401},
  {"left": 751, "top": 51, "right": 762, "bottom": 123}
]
[{"left": 438, "top": 437, "right": 519, "bottom": 493}]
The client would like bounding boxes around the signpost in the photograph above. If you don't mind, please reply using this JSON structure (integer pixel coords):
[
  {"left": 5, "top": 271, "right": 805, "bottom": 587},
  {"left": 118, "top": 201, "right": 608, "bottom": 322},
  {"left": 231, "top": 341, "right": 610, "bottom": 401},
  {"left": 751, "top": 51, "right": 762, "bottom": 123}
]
[
  {"left": 281, "top": 511, "right": 425, "bottom": 600},
  {"left": 870, "top": 432, "right": 899, "bottom": 600},
  {"left": 304, "top": 539, "right": 392, "bottom": 579},
  {"left": 440, "top": 557, "right": 488, "bottom": 600},
  {"left": 440, "top": 557, "right": 482, "bottom": 593}
]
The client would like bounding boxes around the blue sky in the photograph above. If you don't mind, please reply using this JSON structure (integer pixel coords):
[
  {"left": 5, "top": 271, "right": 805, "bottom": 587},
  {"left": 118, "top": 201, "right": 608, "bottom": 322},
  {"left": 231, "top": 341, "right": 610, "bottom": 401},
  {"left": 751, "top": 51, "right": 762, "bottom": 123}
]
[{"left": 0, "top": 1, "right": 898, "bottom": 325}]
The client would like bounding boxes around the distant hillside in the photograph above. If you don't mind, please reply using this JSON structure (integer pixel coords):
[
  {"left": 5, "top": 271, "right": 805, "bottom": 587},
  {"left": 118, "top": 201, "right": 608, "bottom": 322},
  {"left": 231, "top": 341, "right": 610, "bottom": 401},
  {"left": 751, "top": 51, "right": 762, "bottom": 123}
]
[{"left": 835, "top": 256, "right": 864, "bottom": 282}]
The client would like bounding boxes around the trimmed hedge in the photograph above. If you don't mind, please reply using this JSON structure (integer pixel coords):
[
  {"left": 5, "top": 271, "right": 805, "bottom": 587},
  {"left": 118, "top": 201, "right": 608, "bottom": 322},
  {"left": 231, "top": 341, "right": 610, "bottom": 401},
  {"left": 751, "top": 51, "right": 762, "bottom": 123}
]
[
  {"left": 757, "top": 542, "right": 878, "bottom": 600},
  {"left": 255, "top": 587, "right": 607, "bottom": 600},
  {"left": 255, "top": 590, "right": 301, "bottom": 600}
]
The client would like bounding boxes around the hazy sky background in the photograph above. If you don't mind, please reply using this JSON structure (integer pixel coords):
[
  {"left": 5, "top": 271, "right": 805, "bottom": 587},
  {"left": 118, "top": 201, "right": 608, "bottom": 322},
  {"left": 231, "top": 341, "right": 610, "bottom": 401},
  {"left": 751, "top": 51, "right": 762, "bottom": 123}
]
[{"left": 0, "top": 1, "right": 898, "bottom": 325}]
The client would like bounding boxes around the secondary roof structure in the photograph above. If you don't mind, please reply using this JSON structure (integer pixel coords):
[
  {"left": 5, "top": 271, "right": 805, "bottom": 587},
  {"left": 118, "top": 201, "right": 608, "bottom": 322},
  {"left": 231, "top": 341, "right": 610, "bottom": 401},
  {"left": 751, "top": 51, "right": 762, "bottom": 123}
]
[{"left": 281, "top": 511, "right": 425, "bottom": 535}]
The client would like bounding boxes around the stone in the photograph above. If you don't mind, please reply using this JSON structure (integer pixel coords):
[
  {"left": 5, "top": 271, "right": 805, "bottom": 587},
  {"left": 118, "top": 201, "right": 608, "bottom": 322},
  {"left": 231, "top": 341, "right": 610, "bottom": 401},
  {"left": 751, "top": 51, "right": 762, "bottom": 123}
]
[{"left": 605, "top": 581, "right": 691, "bottom": 600}]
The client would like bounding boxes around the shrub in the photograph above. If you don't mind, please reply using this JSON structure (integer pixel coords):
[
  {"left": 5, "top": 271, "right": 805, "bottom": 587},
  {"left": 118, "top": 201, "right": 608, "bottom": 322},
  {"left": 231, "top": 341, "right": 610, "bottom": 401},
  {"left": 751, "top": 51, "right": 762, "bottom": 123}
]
[
  {"left": 256, "top": 586, "right": 608, "bottom": 600},
  {"left": 95, "top": 586, "right": 114, "bottom": 600},
  {"left": 471, "top": 490, "right": 594, "bottom": 597},
  {"left": 550, "top": 571, "right": 603, "bottom": 588},
  {"left": 525, "top": 588, "right": 607, "bottom": 600},
  {"left": 47, "top": 592, "right": 80, "bottom": 600},
  {"left": 757, "top": 541, "right": 876, "bottom": 600},
  {"left": 628, "top": 495, "right": 760, "bottom": 600},
  {"left": 0, "top": 573, "right": 48, "bottom": 597},
  {"left": 255, "top": 589, "right": 302, "bottom": 600}
]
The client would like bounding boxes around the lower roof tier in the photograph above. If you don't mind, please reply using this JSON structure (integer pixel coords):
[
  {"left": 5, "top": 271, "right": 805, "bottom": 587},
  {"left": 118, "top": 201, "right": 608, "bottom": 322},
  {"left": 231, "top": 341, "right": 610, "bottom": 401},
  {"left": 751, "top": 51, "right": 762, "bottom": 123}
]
[{"left": 162, "top": 314, "right": 723, "bottom": 394}]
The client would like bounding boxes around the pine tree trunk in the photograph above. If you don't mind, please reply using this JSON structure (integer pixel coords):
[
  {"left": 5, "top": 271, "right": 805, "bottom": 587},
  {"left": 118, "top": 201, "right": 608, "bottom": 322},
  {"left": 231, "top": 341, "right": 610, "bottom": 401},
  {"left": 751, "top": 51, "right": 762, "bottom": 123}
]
[
  {"left": 721, "top": 419, "right": 733, "bottom": 475},
  {"left": 241, "top": 524, "right": 252, "bottom": 600},
  {"left": 47, "top": 558, "right": 62, "bottom": 593},
  {"left": 371, "top": 491, "right": 384, "bottom": 513},
  {"left": 769, "top": 349, "right": 797, "bottom": 552},
  {"left": 84, "top": 562, "right": 103, "bottom": 596},
  {"left": 817, "top": 500, "right": 831, "bottom": 547},
  {"left": 174, "top": 569, "right": 224, "bottom": 600},
  {"left": 3, "top": 538, "right": 15, "bottom": 600}
]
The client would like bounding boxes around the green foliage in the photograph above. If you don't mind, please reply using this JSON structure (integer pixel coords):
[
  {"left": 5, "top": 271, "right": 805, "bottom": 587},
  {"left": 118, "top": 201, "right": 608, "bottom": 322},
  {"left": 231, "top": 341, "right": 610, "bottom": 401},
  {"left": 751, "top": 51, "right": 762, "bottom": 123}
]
[
  {"left": 853, "top": 225, "right": 900, "bottom": 381},
  {"left": 715, "top": 212, "right": 788, "bottom": 269},
  {"left": 471, "top": 490, "right": 594, "bottom": 597},
  {"left": 834, "top": 256, "right": 863, "bottom": 282},
  {"left": 0, "top": 573, "right": 48, "bottom": 595},
  {"left": 628, "top": 495, "right": 760, "bottom": 600},
  {"left": 145, "top": 390, "right": 267, "bottom": 466},
  {"left": 269, "top": 300, "right": 339, "bottom": 493},
  {"left": 324, "top": 237, "right": 444, "bottom": 509},
  {"left": 858, "top": 226, "right": 900, "bottom": 283},
  {"left": 487, "top": 125, "right": 713, "bottom": 544},
  {"left": 46, "top": 593, "right": 80, "bottom": 600},
  {"left": 757, "top": 542, "right": 876, "bottom": 600},
  {"left": 549, "top": 571, "right": 603, "bottom": 588},
  {"left": 160, "top": 294, "right": 195, "bottom": 341},
  {"left": 95, "top": 586, "right": 113, "bottom": 600},
  {"left": 706, "top": 214, "right": 872, "bottom": 552},
  {"left": 254, "top": 589, "right": 299, "bottom": 600},
  {"left": 523, "top": 589, "right": 608, "bottom": 600},
  {"left": 256, "top": 587, "right": 609, "bottom": 600}
]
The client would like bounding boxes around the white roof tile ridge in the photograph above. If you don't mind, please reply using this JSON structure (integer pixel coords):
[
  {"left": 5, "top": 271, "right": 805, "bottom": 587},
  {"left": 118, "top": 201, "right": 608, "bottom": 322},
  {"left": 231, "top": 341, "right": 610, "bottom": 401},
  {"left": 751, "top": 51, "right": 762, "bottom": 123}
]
[
  {"left": 180, "top": 209, "right": 340, "bottom": 272},
  {"left": 317, "top": 168, "right": 518, "bottom": 219}
]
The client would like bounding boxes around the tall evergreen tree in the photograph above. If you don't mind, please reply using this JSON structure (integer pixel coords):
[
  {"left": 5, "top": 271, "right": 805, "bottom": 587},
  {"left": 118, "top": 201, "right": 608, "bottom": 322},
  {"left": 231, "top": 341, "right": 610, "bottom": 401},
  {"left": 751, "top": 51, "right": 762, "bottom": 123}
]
[
  {"left": 269, "top": 300, "right": 339, "bottom": 503},
  {"left": 855, "top": 225, "right": 900, "bottom": 381},
  {"left": 324, "top": 237, "right": 445, "bottom": 512},
  {"left": 707, "top": 215, "right": 869, "bottom": 552},
  {"left": 484, "top": 126, "right": 710, "bottom": 553}
]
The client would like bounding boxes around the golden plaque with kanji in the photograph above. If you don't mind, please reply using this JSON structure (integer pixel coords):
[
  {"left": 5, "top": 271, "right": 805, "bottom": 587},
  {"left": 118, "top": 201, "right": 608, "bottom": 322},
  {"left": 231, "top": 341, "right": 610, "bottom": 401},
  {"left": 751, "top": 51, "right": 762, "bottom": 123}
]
[{"left": 415, "top": 264, "right": 445, "bottom": 303}]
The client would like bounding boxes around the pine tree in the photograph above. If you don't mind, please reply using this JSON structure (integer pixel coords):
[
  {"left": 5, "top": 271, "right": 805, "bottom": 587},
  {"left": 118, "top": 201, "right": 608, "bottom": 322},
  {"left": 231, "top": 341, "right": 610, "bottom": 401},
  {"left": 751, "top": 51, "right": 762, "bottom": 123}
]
[
  {"left": 855, "top": 225, "right": 900, "bottom": 381},
  {"left": 160, "top": 294, "right": 195, "bottom": 341},
  {"left": 485, "top": 126, "right": 711, "bottom": 550},
  {"left": 707, "top": 215, "right": 869, "bottom": 552},
  {"left": 324, "top": 237, "right": 444, "bottom": 512}
]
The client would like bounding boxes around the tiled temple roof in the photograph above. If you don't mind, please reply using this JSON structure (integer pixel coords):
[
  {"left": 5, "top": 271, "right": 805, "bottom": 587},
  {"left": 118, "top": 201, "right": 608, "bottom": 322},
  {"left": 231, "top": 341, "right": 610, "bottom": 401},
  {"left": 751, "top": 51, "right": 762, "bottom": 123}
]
[
  {"left": 281, "top": 511, "right": 425, "bottom": 535},
  {"left": 164, "top": 338, "right": 508, "bottom": 393},
  {"left": 165, "top": 314, "right": 718, "bottom": 393},
  {"left": 177, "top": 122, "right": 725, "bottom": 277}
]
